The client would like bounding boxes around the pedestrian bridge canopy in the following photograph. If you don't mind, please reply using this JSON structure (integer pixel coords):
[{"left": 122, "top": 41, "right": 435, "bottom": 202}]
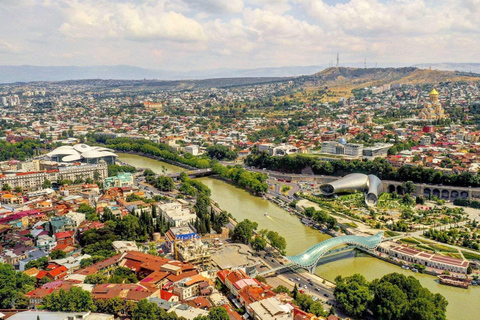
[{"left": 286, "top": 232, "right": 383, "bottom": 272}]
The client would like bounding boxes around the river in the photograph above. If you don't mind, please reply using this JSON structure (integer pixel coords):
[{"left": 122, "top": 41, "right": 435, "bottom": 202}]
[{"left": 119, "top": 153, "right": 478, "bottom": 319}]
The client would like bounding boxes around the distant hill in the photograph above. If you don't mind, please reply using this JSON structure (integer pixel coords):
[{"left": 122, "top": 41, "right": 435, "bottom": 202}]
[
  {"left": 0, "top": 64, "right": 325, "bottom": 84},
  {"left": 300, "top": 66, "right": 480, "bottom": 89},
  {"left": 412, "top": 63, "right": 480, "bottom": 74},
  {"left": 290, "top": 67, "right": 480, "bottom": 102},
  {"left": 3, "top": 64, "right": 480, "bottom": 93}
]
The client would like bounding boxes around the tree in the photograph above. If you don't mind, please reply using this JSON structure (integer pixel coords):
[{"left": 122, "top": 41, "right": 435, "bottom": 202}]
[
  {"left": 115, "top": 214, "right": 140, "bottom": 241},
  {"left": 85, "top": 273, "right": 108, "bottom": 285},
  {"left": 304, "top": 207, "right": 316, "bottom": 217},
  {"left": 194, "top": 307, "right": 229, "bottom": 320},
  {"left": 416, "top": 196, "right": 425, "bottom": 205},
  {"left": 402, "top": 181, "right": 416, "bottom": 195},
  {"left": 152, "top": 176, "right": 175, "bottom": 191},
  {"left": 42, "top": 287, "right": 95, "bottom": 312},
  {"left": 206, "top": 145, "right": 238, "bottom": 161},
  {"left": 0, "top": 263, "right": 35, "bottom": 308},
  {"left": 77, "top": 203, "right": 97, "bottom": 221},
  {"left": 42, "top": 179, "right": 52, "bottom": 189},
  {"left": 50, "top": 249, "right": 66, "bottom": 260},
  {"left": 94, "top": 297, "right": 124, "bottom": 317},
  {"left": 273, "top": 285, "right": 290, "bottom": 294},
  {"left": 231, "top": 219, "right": 257, "bottom": 244},
  {"left": 292, "top": 284, "right": 299, "bottom": 299},
  {"left": 132, "top": 299, "right": 159, "bottom": 320},
  {"left": 2, "top": 183, "right": 11, "bottom": 191},
  {"left": 13, "top": 186, "right": 22, "bottom": 193},
  {"left": 143, "top": 169, "right": 155, "bottom": 177},
  {"left": 80, "top": 258, "right": 94, "bottom": 268},
  {"left": 14, "top": 293, "right": 29, "bottom": 309},
  {"left": 25, "top": 256, "right": 48, "bottom": 270},
  {"left": 404, "top": 298, "right": 440, "bottom": 320},
  {"left": 467, "top": 264, "right": 473, "bottom": 274},
  {"left": 108, "top": 267, "right": 138, "bottom": 284},
  {"left": 38, "top": 276, "right": 52, "bottom": 286},
  {"left": 334, "top": 274, "right": 372, "bottom": 318},
  {"left": 294, "top": 292, "right": 327, "bottom": 316},
  {"left": 371, "top": 281, "right": 408, "bottom": 320},
  {"left": 102, "top": 206, "right": 115, "bottom": 222},
  {"left": 266, "top": 230, "right": 287, "bottom": 253},
  {"left": 251, "top": 236, "right": 267, "bottom": 251}
]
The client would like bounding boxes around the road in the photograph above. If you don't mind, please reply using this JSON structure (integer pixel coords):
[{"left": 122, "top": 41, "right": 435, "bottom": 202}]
[{"left": 255, "top": 251, "right": 336, "bottom": 305}]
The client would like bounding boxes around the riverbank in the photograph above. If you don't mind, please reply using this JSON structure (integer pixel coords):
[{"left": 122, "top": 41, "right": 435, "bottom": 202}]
[
  {"left": 117, "top": 151, "right": 267, "bottom": 196},
  {"left": 117, "top": 151, "right": 198, "bottom": 170},
  {"left": 118, "top": 153, "right": 479, "bottom": 320}
]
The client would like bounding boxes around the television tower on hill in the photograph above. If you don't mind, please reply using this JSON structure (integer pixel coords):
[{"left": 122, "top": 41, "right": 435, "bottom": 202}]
[{"left": 336, "top": 53, "right": 339, "bottom": 67}]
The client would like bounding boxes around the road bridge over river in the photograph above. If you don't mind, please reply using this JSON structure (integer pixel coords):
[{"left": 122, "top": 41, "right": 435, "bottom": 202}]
[{"left": 165, "top": 168, "right": 214, "bottom": 180}]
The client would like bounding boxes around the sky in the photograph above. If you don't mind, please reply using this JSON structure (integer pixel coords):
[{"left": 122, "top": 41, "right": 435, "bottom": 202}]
[{"left": 0, "top": 0, "right": 479, "bottom": 71}]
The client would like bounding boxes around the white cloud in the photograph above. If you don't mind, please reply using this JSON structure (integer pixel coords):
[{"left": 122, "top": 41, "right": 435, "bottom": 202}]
[
  {"left": 0, "top": 40, "right": 20, "bottom": 54},
  {"left": 2, "top": 0, "right": 480, "bottom": 70},
  {"left": 59, "top": 0, "right": 206, "bottom": 42},
  {"left": 244, "top": 8, "right": 323, "bottom": 44},
  {"left": 300, "top": 0, "right": 480, "bottom": 36},
  {"left": 181, "top": 0, "right": 244, "bottom": 14}
]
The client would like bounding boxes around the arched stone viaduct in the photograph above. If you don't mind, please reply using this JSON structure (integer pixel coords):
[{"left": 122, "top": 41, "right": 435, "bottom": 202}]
[
  {"left": 382, "top": 180, "right": 480, "bottom": 201},
  {"left": 263, "top": 171, "right": 480, "bottom": 201}
]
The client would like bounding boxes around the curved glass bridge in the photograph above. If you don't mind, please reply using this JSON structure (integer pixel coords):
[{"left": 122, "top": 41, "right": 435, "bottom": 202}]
[{"left": 286, "top": 232, "right": 384, "bottom": 273}]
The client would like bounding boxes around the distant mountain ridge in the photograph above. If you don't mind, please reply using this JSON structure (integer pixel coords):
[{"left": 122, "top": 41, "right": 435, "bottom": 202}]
[
  {"left": 412, "top": 63, "right": 480, "bottom": 74},
  {"left": 302, "top": 66, "right": 480, "bottom": 89},
  {"left": 3, "top": 64, "right": 480, "bottom": 91},
  {"left": 0, "top": 64, "right": 326, "bottom": 84}
]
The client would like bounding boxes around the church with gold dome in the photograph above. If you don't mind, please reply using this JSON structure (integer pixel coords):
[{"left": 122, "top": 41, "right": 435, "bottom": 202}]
[{"left": 418, "top": 89, "right": 447, "bottom": 120}]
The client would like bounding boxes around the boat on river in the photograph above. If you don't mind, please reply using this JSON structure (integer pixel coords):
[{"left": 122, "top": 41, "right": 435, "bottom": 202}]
[{"left": 438, "top": 275, "right": 470, "bottom": 289}]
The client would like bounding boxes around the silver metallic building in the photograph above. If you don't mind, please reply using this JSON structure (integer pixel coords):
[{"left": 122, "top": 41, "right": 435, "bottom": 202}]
[{"left": 320, "top": 173, "right": 383, "bottom": 206}]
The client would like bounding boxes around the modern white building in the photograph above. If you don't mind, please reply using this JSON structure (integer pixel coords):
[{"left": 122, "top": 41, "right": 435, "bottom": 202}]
[
  {"left": 158, "top": 202, "right": 196, "bottom": 227},
  {"left": 185, "top": 145, "right": 199, "bottom": 156},
  {"left": 321, "top": 141, "right": 363, "bottom": 158},
  {"left": 362, "top": 143, "right": 393, "bottom": 159},
  {"left": 46, "top": 144, "right": 118, "bottom": 164}
]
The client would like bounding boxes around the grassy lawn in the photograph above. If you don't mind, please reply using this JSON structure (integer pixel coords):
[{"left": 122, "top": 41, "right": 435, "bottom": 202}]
[
  {"left": 415, "top": 238, "right": 435, "bottom": 244},
  {"left": 280, "top": 185, "right": 291, "bottom": 194},
  {"left": 343, "top": 222, "right": 358, "bottom": 228},
  {"left": 428, "top": 244, "right": 459, "bottom": 253},
  {"left": 462, "top": 251, "right": 480, "bottom": 261},
  {"left": 384, "top": 230, "right": 400, "bottom": 237},
  {"left": 417, "top": 244, "right": 435, "bottom": 253},
  {"left": 444, "top": 252, "right": 462, "bottom": 259},
  {"left": 399, "top": 237, "right": 420, "bottom": 245}
]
